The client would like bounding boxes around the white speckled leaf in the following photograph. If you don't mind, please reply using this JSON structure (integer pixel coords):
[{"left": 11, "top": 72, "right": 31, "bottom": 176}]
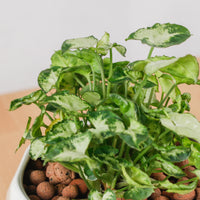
[
  {"left": 161, "top": 112, "right": 200, "bottom": 143},
  {"left": 126, "top": 23, "right": 191, "bottom": 48},
  {"left": 62, "top": 35, "right": 98, "bottom": 53}
]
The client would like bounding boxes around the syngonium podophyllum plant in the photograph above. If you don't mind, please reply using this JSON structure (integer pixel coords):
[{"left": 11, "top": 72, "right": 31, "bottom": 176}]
[{"left": 10, "top": 23, "right": 200, "bottom": 200}]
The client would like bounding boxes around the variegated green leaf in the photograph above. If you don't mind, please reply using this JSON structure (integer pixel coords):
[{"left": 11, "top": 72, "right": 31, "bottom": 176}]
[
  {"left": 126, "top": 23, "right": 191, "bottom": 48},
  {"left": 154, "top": 144, "right": 191, "bottom": 163},
  {"left": 156, "top": 179, "right": 198, "bottom": 194},
  {"left": 113, "top": 43, "right": 126, "bottom": 57},
  {"left": 124, "top": 187, "right": 153, "bottom": 200},
  {"left": 102, "top": 189, "right": 116, "bottom": 200},
  {"left": 88, "top": 190, "right": 102, "bottom": 200},
  {"left": 42, "top": 91, "right": 90, "bottom": 112},
  {"left": 160, "top": 55, "right": 199, "bottom": 84},
  {"left": 44, "top": 131, "right": 92, "bottom": 162},
  {"left": 108, "top": 93, "right": 130, "bottom": 113},
  {"left": 62, "top": 35, "right": 98, "bottom": 53},
  {"left": 157, "top": 157, "right": 185, "bottom": 178},
  {"left": 30, "top": 137, "right": 47, "bottom": 160},
  {"left": 96, "top": 32, "right": 112, "bottom": 55},
  {"left": 82, "top": 91, "right": 101, "bottom": 106},
  {"left": 65, "top": 49, "right": 103, "bottom": 74},
  {"left": 158, "top": 75, "right": 181, "bottom": 101},
  {"left": 88, "top": 110, "right": 125, "bottom": 143},
  {"left": 161, "top": 112, "right": 200, "bottom": 143},
  {"left": 9, "top": 90, "right": 45, "bottom": 111},
  {"left": 145, "top": 57, "right": 178, "bottom": 75},
  {"left": 38, "top": 66, "right": 62, "bottom": 92},
  {"left": 46, "top": 120, "right": 77, "bottom": 143},
  {"left": 122, "top": 165, "right": 152, "bottom": 187},
  {"left": 51, "top": 50, "right": 86, "bottom": 68},
  {"left": 118, "top": 119, "right": 148, "bottom": 150}
]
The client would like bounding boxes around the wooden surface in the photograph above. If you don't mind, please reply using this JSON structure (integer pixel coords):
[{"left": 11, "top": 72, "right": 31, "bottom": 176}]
[
  {"left": 0, "top": 89, "right": 40, "bottom": 200},
  {"left": 1, "top": 70, "right": 200, "bottom": 199}
]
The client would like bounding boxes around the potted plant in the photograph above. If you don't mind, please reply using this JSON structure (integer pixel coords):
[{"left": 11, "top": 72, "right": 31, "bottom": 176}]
[{"left": 7, "top": 23, "right": 200, "bottom": 200}]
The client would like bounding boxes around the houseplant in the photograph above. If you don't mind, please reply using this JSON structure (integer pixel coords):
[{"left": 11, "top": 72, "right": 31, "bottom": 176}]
[{"left": 8, "top": 23, "right": 200, "bottom": 200}]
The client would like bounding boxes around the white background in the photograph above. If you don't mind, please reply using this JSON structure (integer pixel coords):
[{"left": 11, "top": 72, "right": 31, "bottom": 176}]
[{"left": 1, "top": 0, "right": 200, "bottom": 94}]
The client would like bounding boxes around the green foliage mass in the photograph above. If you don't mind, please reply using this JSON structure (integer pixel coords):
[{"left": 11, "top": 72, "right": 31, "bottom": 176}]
[{"left": 10, "top": 23, "right": 200, "bottom": 200}]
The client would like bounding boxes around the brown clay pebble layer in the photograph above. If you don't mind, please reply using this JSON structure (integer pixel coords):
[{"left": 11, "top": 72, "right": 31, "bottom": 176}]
[{"left": 24, "top": 158, "right": 200, "bottom": 200}]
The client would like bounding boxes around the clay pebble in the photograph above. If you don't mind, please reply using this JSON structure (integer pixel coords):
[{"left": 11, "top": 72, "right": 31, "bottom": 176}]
[
  {"left": 62, "top": 184, "right": 79, "bottom": 198},
  {"left": 30, "top": 170, "right": 46, "bottom": 185},
  {"left": 36, "top": 181, "right": 55, "bottom": 200}
]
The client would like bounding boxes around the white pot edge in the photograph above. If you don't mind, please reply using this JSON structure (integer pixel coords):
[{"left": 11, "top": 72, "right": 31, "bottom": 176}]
[{"left": 6, "top": 146, "right": 30, "bottom": 200}]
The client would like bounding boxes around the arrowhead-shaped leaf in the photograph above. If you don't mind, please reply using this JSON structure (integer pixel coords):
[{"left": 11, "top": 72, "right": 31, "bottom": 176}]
[
  {"left": 124, "top": 187, "right": 154, "bottom": 200},
  {"left": 62, "top": 35, "right": 98, "bottom": 53},
  {"left": 102, "top": 189, "right": 116, "bottom": 200},
  {"left": 161, "top": 112, "right": 200, "bottom": 143},
  {"left": 38, "top": 66, "right": 62, "bottom": 92},
  {"left": 46, "top": 120, "right": 77, "bottom": 143},
  {"left": 118, "top": 119, "right": 148, "bottom": 150},
  {"left": 42, "top": 91, "right": 90, "bottom": 112},
  {"left": 9, "top": 90, "right": 45, "bottom": 111},
  {"left": 126, "top": 23, "right": 191, "bottom": 48},
  {"left": 44, "top": 131, "right": 92, "bottom": 162}
]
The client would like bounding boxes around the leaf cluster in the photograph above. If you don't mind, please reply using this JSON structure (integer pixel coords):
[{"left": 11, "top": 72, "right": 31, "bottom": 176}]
[{"left": 10, "top": 23, "right": 200, "bottom": 200}]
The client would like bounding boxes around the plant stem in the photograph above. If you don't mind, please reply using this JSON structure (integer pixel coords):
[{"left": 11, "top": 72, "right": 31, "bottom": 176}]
[
  {"left": 119, "top": 141, "right": 126, "bottom": 158},
  {"left": 125, "top": 145, "right": 131, "bottom": 161},
  {"left": 111, "top": 172, "right": 120, "bottom": 189},
  {"left": 107, "top": 49, "right": 113, "bottom": 97},
  {"left": 148, "top": 47, "right": 154, "bottom": 58},
  {"left": 112, "top": 136, "right": 118, "bottom": 148},
  {"left": 100, "top": 67, "right": 106, "bottom": 99},
  {"left": 147, "top": 87, "right": 155, "bottom": 107},
  {"left": 134, "top": 75, "right": 148, "bottom": 102},
  {"left": 158, "top": 84, "right": 177, "bottom": 108},
  {"left": 124, "top": 80, "right": 128, "bottom": 98},
  {"left": 92, "top": 69, "right": 96, "bottom": 91},
  {"left": 59, "top": 110, "right": 64, "bottom": 120},
  {"left": 177, "top": 177, "right": 198, "bottom": 185},
  {"left": 87, "top": 76, "right": 92, "bottom": 91},
  {"left": 164, "top": 97, "right": 170, "bottom": 107},
  {"left": 158, "top": 129, "right": 170, "bottom": 141},
  {"left": 78, "top": 165, "right": 92, "bottom": 190},
  {"left": 116, "top": 186, "right": 129, "bottom": 192},
  {"left": 111, "top": 139, "right": 125, "bottom": 189},
  {"left": 133, "top": 145, "right": 152, "bottom": 165},
  {"left": 45, "top": 112, "right": 54, "bottom": 121},
  {"left": 74, "top": 75, "right": 85, "bottom": 88}
]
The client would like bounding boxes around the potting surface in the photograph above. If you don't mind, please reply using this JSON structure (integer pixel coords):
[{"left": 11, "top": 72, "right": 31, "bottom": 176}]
[{"left": 1, "top": 63, "right": 200, "bottom": 200}]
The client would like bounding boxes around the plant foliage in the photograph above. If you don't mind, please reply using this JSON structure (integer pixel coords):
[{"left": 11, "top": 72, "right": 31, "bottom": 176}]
[{"left": 10, "top": 23, "right": 200, "bottom": 199}]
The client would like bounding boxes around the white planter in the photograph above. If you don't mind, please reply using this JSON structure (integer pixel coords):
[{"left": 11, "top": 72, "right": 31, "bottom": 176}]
[{"left": 6, "top": 147, "right": 30, "bottom": 200}]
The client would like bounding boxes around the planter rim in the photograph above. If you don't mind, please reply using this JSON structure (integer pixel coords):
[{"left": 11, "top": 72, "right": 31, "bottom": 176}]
[{"left": 6, "top": 146, "right": 30, "bottom": 200}]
